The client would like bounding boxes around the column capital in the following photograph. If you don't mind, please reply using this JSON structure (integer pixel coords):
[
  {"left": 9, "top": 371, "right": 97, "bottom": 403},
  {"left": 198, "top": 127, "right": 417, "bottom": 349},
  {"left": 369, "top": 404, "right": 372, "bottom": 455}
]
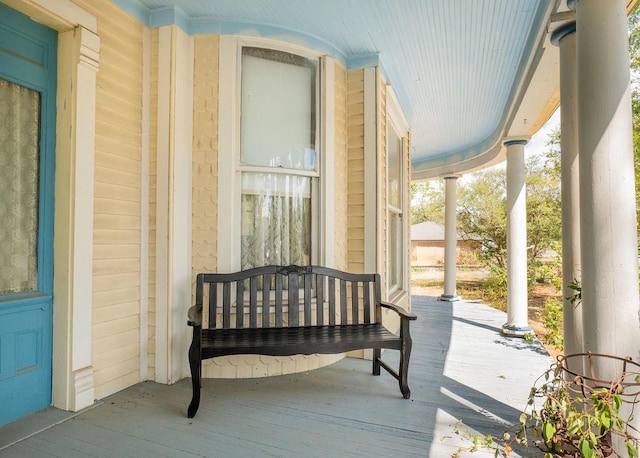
[
  {"left": 503, "top": 136, "right": 530, "bottom": 147},
  {"left": 443, "top": 174, "right": 461, "bottom": 180},
  {"left": 551, "top": 21, "right": 577, "bottom": 47}
]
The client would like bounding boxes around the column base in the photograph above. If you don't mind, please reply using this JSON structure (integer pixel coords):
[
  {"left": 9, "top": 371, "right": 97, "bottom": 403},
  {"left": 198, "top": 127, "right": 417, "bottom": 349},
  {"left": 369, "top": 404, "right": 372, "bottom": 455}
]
[
  {"left": 440, "top": 294, "right": 461, "bottom": 302},
  {"left": 501, "top": 324, "right": 533, "bottom": 337}
]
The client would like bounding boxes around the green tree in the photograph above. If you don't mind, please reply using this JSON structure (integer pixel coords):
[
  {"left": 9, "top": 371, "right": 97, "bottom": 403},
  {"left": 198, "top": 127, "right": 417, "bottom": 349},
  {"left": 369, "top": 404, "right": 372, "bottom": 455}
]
[
  {"left": 456, "top": 147, "right": 561, "bottom": 289},
  {"left": 457, "top": 168, "right": 507, "bottom": 269},
  {"left": 410, "top": 180, "right": 445, "bottom": 225}
]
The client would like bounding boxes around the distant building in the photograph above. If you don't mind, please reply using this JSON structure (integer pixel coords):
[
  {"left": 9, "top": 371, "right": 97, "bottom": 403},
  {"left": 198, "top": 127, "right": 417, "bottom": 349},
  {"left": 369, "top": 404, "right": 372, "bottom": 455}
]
[{"left": 410, "top": 221, "right": 478, "bottom": 267}]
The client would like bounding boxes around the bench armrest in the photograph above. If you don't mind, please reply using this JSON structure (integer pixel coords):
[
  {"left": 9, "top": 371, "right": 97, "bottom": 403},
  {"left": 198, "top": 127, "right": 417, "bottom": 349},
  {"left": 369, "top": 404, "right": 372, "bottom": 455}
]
[
  {"left": 187, "top": 305, "right": 202, "bottom": 327},
  {"left": 380, "top": 301, "right": 417, "bottom": 320}
]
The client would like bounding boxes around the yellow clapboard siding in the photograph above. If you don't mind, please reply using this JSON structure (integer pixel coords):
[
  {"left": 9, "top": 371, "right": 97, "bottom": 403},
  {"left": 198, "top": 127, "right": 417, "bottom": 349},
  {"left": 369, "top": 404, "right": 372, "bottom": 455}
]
[
  {"left": 93, "top": 302, "right": 139, "bottom": 324},
  {"left": 94, "top": 229, "right": 141, "bottom": 245},
  {"left": 93, "top": 328, "right": 139, "bottom": 353},
  {"left": 93, "top": 357, "right": 139, "bottom": 393},
  {"left": 93, "top": 288, "right": 140, "bottom": 308},
  {"left": 94, "top": 198, "right": 140, "bottom": 218},
  {"left": 93, "top": 272, "right": 140, "bottom": 293},
  {"left": 94, "top": 243, "right": 140, "bottom": 260},
  {"left": 95, "top": 182, "right": 140, "bottom": 202},
  {"left": 94, "top": 366, "right": 140, "bottom": 400},
  {"left": 75, "top": 0, "right": 144, "bottom": 395},
  {"left": 95, "top": 121, "right": 141, "bottom": 148},
  {"left": 93, "top": 351, "right": 140, "bottom": 382},
  {"left": 93, "top": 258, "right": 140, "bottom": 276},
  {"left": 95, "top": 140, "right": 142, "bottom": 164},
  {"left": 93, "top": 315, "right": 139, "bottom": 340},
  {"left": 146, "top": 28, "right": 159, "bottom": 376},
  {"left": 94, "top": 213, "right": 141, "bottom": 230},
  {"left": 95, "top": 85, "right": 140, "bottom": 115}
]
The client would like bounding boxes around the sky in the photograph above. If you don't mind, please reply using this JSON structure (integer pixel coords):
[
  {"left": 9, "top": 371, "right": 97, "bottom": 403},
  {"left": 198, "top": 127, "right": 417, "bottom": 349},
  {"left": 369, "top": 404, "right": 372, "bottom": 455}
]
[{"left": 526, "top": 109, "right": 561, "bottom": 159}]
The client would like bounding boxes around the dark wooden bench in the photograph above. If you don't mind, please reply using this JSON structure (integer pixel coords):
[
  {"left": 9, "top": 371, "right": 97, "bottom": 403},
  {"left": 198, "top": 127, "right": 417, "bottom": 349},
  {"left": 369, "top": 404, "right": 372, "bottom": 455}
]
[{"left": 186, "top": 265, "right": 417, "bottom": 418}]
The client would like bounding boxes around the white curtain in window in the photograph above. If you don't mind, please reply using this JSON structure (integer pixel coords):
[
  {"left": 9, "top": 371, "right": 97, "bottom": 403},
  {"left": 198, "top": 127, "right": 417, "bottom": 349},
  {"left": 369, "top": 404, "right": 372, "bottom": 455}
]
[
  {"left": 241, "top": 173, "right": 311, "bottom": 270},
  {"left": 388, "top": 127, "right": 401, "bottom": 209},
  {"left": 0, "top": 79, "right": 40, "bottom": 295}
]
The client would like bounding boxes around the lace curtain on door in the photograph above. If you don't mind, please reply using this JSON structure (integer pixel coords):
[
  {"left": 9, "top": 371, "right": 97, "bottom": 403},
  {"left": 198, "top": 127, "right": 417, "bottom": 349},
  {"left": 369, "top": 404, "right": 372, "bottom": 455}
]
[{"left": 0, "top": 79, "right": 40, "bottom": 295}]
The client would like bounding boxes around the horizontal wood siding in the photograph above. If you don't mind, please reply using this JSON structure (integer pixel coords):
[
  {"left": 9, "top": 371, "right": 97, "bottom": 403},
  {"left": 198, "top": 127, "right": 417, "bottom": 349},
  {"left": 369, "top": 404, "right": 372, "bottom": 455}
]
[
  {"left": 148, "top": 28, "right": 159, "bottom": 381},
  {"left": 346, "top": 69, "right": 365, "bottom": 274},
  {"left": 74, "top": 0, "right": 144, "bottom": 399},
  {"left": 379, "top": 77, "right": 388, "bottom": 295},
  {"left": 334, "top": 62, "right": 348, "bottom": 270}
]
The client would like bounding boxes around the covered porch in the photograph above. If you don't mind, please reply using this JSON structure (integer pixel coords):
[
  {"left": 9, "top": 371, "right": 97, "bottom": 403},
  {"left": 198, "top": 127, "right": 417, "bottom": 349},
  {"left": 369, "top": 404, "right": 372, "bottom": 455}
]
[{"left": 0, "top": 295, "right": 552, "bottom": 457}]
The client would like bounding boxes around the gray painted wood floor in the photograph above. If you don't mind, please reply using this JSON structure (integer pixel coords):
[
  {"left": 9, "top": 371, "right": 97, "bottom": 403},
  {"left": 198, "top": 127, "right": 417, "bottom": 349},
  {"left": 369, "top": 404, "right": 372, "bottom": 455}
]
[{"left": 0, "top": 295, "right": 551, "bottom": 457}]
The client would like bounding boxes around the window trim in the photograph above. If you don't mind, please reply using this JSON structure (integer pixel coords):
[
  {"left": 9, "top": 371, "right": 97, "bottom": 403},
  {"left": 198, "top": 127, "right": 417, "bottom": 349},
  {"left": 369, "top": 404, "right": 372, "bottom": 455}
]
[
  {"left": 218, "top": 36, "right": 333, "bottom": 272},
  {"left": 385, "top": 86, "right": 409, "bottom": 298}
]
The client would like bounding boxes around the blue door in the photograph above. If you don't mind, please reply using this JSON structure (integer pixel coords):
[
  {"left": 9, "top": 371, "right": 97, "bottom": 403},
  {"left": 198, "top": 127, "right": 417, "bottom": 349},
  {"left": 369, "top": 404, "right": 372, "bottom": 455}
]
[{"left": 0, "top": 3, "right": 57, "bottom": 426}]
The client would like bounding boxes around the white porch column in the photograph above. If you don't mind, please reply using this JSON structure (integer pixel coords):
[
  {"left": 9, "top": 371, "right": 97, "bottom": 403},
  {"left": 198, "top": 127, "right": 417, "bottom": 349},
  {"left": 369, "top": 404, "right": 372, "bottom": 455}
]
[
  {"left": 440, "top": 175, "right": 460, "bottom": 301},
  {"left": 574, "top": 0, "right": 640, "bottom": 365},
  {"left": 551, "top": 22, "right": 584, "bottom": 360},
  {"left": 502, "top": 138, "right": 531, "bottom": 336}
]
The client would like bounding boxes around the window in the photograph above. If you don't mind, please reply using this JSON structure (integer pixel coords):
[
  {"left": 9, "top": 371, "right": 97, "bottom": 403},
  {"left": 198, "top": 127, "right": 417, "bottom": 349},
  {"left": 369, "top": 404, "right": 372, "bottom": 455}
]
[
  {"left": 387, "top": 120, "right": 404, "bottom": 294},
  {"left": 239, "top": 46, "right": 319, "bottom": 269},
  {"left": 0, "top": 79, "right": 40, "bottom": 295}
]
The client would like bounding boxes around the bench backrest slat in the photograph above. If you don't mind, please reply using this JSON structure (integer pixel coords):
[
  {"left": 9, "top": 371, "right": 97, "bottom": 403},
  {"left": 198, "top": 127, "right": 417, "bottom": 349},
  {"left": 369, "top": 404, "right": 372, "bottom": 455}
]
[
  {"left": 288, "top": 274, "right": 299, "bottom": 326},
  {"left": 195, "top": 265, "right": 381, "bottom": 330},
  {"left": 223, "top": 282, "right": 231, "bottom": 329},
  {"left": 250, "top": 276, "right": 258, "bottom": 328},
  {"left": 208, "top": 282, "right": 216, "bottom": 328},
  {"left": 339, "top": 279, "right": 347, "bottom": 324},
  {"left": 236, "top": 280, "right": 244, "bottom": 328},
  {"left": 316, "top": 274, "right": 324, "bottom": 326},
  {"left": 275, "top": 274, "right": 283, "bottom": 327},
  {"left": 262, "top": 274, "right": 271, "bottom": 328},
  {"left": 363, "top": 281, "right": 371, "bottom": 323},
  {"left": 328, "top": 277, "right": 336, "bottom": 326}
]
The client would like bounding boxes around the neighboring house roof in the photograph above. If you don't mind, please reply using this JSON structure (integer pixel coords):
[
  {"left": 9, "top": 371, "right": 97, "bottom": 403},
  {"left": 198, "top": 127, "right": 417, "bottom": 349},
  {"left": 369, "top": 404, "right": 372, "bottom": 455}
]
[{"left": 411, "top": 222, "right": 446, "bottom": 241}]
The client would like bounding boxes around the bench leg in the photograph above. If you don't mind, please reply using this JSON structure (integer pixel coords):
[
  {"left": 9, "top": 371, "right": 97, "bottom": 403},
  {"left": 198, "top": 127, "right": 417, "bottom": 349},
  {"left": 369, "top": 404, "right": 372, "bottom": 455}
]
[
  {"left": 399, "top": 321, "right": 412, "bottom": 399},
  {"left": 372, "top": 348, "right": 381, "bottom": 375},
  {"left": 187, "top": 327, "right": 202, "bottom": 418}
]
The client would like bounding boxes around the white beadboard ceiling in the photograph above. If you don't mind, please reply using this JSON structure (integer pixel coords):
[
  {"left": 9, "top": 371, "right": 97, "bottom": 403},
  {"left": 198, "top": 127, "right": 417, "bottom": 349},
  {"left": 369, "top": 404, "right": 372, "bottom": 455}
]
[{"left": 112, "top": 0, "right": 562, "bottom": 178}]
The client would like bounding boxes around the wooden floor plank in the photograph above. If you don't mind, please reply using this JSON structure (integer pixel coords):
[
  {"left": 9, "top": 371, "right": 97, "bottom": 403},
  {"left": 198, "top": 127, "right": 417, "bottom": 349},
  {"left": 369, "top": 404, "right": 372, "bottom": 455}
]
[{"left": 0, "top": 295, "right": 551, "bottom": 457}]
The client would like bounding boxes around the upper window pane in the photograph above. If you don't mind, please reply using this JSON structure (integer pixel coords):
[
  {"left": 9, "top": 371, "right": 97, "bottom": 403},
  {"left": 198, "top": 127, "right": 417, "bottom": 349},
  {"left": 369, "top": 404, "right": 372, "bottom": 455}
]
[
  {"left": 388, "top": 127, "right": 401, "bottom": 208},
  {"left": 240, "top": 47, "right": 317, "bottom": 170}
]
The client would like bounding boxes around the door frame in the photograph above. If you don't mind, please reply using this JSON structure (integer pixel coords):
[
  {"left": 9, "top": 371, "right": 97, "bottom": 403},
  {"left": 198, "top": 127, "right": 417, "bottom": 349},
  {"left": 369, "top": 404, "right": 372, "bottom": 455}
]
[{"left": 3, "top": 0, "right": 100, "bottom": 412}]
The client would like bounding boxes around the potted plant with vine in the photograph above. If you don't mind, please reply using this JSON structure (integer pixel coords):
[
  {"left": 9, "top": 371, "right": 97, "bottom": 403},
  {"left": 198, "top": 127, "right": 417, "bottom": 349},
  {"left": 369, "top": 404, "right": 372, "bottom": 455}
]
[
  {"left": 452, "top": 353, "right": 640, "bottom": 458},
  {"left": 507, "top": 353, "right": 640, "bottom": 458}
]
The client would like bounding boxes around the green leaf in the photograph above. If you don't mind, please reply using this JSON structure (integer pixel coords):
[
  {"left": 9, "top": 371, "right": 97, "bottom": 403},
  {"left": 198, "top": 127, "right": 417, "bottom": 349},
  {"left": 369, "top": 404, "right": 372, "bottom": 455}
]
[
  {"left": 579, "top": 438, "right": 595, "bottom": 458},
  {"left": 627, "top": 441, "right": 639, "bottom": 458},
  {"left": 613, "top": 394, "right": 622, "bottom": 412},
  {"left": 600, "top": 409, "right": 612, "bottom": 429},
  {"left": 542, "top": 422, "right": 556, "bottom": 443}
]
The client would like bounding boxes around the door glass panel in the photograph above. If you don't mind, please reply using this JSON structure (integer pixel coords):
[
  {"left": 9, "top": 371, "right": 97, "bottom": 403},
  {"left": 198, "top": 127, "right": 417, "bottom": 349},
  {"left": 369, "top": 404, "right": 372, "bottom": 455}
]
[{"left": 0, "top": 78, "right": 40, "bottom": 295}]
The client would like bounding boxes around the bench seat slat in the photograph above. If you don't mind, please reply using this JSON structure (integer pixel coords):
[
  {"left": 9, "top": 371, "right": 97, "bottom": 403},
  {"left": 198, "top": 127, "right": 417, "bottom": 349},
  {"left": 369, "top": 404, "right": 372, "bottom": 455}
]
[{"left": 200, "top": 324, "right": 401, "bottom": 358}]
